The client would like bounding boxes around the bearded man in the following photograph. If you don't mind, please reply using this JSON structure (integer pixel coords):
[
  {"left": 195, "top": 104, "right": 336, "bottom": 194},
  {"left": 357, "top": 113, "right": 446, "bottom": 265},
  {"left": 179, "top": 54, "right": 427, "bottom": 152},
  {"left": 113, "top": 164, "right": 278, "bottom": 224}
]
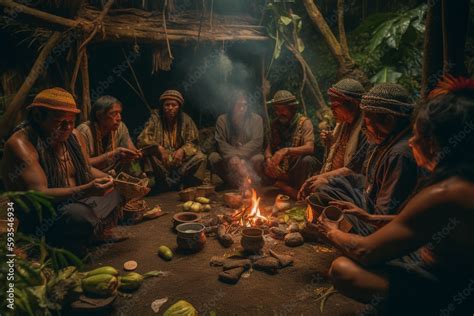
[
  {"left": 137, "top": 90, "right": 206, "bottom": 190},
  {"left": 263, "top": 90, "right": 318, "bottom": 199}
]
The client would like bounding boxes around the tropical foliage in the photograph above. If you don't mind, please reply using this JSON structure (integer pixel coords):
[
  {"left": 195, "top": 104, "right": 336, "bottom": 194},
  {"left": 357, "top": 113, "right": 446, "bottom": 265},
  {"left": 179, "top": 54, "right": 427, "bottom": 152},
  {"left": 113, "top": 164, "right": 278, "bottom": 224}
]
[{"left": 351, "top": 5, "right": 427, "bottom": 93}]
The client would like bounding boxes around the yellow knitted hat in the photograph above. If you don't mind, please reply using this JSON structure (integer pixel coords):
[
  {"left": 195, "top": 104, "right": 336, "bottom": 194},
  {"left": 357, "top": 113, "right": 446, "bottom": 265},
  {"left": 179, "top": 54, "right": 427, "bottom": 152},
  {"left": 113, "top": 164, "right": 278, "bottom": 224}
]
[{"left": 27, "top": 87, "right": 80, "bottom": 113}]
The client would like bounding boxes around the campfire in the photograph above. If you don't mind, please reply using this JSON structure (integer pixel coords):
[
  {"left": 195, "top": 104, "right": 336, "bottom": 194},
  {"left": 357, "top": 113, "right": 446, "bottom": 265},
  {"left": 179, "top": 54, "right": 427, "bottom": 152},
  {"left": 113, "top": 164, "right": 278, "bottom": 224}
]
[
  {"left": 220, "top": 187, "right": 272, "bottom": 238},
  {"left": 236, "top": 189, "right": 269, "bottom": 227}
]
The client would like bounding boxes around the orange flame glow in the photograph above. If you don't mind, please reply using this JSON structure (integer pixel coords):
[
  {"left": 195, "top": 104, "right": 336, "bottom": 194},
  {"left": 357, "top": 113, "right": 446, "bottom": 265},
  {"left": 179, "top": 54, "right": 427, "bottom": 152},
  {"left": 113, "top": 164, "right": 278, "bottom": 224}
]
[
  {"left": 242, "top": 189, "right": 268, "bottom": 227},
  {"left": 306, "top": 205, "right": 314, "bottom": 223}
]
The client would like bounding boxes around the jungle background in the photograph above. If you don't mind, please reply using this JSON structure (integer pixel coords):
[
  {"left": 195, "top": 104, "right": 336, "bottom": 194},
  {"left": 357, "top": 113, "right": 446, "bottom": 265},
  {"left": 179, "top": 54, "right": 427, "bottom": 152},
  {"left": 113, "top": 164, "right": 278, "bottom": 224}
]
[{"left": 0, "top": 0, "right": 473, "bottom": 152}]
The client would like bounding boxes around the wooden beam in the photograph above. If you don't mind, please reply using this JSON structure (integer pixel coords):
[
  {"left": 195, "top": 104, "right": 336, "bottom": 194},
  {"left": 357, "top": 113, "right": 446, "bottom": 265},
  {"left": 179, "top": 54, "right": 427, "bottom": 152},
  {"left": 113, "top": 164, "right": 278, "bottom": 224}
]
[
  {"left": 0, "top": 32, "right": 63, "bottom": 140},
  {"left": 0, "top": 0, "right": 93, "bottom": 31},
  {"left": 0, "top": 1, "right": 268, "bottom": 43}
]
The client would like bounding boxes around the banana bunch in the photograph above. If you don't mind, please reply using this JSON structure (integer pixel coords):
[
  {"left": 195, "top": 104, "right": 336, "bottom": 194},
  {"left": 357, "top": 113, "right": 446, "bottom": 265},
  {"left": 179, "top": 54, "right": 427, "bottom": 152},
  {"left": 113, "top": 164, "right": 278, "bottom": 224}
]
[
  {"left": 182, "top": 197, "right": 211, "bottom": 212},
  {"left": 81, "top": 266, "right": 165, "bottom": 295}
]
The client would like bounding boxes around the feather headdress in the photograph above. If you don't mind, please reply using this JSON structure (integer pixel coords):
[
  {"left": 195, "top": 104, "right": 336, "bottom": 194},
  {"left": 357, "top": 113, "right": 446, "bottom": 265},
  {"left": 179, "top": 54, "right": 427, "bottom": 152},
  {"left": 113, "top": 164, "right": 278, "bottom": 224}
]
[{"left": 428, "top": 75, "right": 474, "bottom": 100}]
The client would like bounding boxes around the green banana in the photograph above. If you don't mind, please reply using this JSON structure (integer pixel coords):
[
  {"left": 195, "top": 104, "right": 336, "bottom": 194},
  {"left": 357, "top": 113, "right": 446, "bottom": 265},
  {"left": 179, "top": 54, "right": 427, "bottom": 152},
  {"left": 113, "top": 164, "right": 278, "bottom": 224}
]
[
  {"left": 163, "top": 300, "right": 197, "bottom": 316},
  {"left": 82, "top": 274, "right": 118, "bottom": 297},
  {"left": 118, "top": 272, "right": 144, "bottom": 291},
  {"left": 85, "top": 266, "right": 118, "bottom": 277}
]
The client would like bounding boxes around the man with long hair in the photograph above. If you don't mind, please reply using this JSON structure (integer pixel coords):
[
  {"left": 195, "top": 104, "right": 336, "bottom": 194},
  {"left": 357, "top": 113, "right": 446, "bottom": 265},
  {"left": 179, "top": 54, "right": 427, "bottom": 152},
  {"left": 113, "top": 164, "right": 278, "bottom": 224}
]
[
  {"left": 315, "top": 76, "right": 474, "bottom": 315},
  {"left": 209, "top": 90, "right": 264, "bottom": 188},
  {"left": 137, "top": 90, "right": 206, "bottom": 190},
  {"left": 77, "top": 95, "right": 141, "bottom": 172},
  {"left": 1, "top": 88, "right": 126, "bottom": 253}
]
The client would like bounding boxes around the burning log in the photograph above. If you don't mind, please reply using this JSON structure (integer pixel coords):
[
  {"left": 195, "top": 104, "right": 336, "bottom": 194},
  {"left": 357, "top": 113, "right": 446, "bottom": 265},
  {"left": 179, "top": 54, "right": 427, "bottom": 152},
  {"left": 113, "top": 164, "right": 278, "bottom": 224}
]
[
  {"left": 218, "top": 267, "right": 245, "bottom": 284},
  {"left": 223, "top": 259, "right": 252, "bottom": 271},
  {"left": 269, "top": 249, "right": 294, "bottom": 268},
  {"left": 253, "top": 257, "right": 279, "bottom": 274},
  {"left": 217, "top": 225, "right": 234, "bottom": 248},
  {"left": 223, "top": 214, "right": 234, "bottom": 224}
]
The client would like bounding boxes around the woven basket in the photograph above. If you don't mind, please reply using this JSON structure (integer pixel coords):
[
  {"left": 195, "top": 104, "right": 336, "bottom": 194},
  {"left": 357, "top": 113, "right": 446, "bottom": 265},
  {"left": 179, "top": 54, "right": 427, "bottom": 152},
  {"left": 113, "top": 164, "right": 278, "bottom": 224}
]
[
  {"left": 114, "top": 172, "right": 150, "bottom": 201},
  {"left": 123, "top": 199, "right": 149, "bottom": 224}
]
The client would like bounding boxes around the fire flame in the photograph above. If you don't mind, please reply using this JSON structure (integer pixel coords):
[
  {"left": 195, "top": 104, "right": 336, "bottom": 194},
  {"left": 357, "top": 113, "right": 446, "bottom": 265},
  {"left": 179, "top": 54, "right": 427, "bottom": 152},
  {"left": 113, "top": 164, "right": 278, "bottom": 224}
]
[
  {"left": 306, "top": 205, "right": 314, "bottom": 223},
  {"left": 243, "top": 189, "right": 268, "bottom": 227}
]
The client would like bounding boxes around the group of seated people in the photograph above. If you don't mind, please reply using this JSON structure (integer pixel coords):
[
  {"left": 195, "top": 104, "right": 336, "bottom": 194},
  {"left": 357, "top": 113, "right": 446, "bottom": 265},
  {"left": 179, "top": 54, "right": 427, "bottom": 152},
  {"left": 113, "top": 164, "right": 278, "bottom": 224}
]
[{"left": 1, "top": 74, "right": 473, "bottom": 314}]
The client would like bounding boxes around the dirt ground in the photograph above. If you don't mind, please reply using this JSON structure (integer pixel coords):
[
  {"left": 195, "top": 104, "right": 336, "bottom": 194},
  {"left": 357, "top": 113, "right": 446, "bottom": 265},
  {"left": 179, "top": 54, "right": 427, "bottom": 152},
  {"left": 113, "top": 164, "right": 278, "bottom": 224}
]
[{"left": 84, "top": 187, "right": 364, "bottom": 316}]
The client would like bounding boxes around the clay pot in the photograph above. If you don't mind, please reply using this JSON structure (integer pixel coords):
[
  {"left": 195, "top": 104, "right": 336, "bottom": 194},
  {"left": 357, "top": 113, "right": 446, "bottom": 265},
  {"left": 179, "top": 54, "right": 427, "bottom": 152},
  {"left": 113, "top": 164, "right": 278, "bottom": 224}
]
[
  {"left": 305, "top": 196, "right": 325, "bottom": 222},
  {"left": 178, "top": 188, "right": 196, "bottom": 202},
  {"left": 320, "top": 206, "right": 343, "bottom": 229},
  {"left": 176, "top": 223, "right": 206, "bottom": 252},
  {"left": 196, "top": 185, "right": 215, "bottom": 197},
  {"left": 223, "top": 192, "right": 242, "bottom": 208},
  {"left": 172, "top": 212, "right": 201, "bottom": 229},
  {"left": 240, "top": 228, "right": 265, "bottom": 253},
  {"left": 273, "top": 194, "right": 291, "bottom": 212}
]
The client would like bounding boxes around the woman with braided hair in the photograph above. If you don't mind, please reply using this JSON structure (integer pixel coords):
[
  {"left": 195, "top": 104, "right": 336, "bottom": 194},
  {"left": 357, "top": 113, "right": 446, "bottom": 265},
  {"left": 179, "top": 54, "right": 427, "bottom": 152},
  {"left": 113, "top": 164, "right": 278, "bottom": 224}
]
[
  {"left": 1, "top": 88, "right": 127, "bottom": 253},
  {"left": 316, "top": 77, "right": 474, "bottom": 315}
]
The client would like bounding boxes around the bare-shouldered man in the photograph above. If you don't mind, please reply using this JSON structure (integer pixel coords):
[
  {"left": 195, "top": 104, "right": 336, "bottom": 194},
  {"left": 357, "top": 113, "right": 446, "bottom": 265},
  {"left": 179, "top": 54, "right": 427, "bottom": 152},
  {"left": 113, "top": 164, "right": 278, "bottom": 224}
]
[{"left": 1, "top": 87, "right": 125, "bottom": 253}]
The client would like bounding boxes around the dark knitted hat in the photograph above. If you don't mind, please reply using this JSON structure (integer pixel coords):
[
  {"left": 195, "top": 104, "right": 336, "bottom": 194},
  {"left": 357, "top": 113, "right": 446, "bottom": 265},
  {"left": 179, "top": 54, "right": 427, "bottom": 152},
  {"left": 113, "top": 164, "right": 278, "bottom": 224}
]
[
  {"left": 328, "top": 78, "right": 365, "bottom": 100},
  {"left": 267, "top": 90, "right": 299, "bottom": 106},
  {"left": 360, "top": 83, "right": 413, "bottom": 117},
  {"left": 159, "top": 90, "right": 184, "bottom": 106}
]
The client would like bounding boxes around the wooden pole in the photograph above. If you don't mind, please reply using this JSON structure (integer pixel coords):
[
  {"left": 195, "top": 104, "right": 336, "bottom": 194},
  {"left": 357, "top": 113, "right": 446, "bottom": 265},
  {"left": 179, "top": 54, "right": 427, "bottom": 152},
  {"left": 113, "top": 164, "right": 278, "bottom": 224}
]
[
  {"left": 0, "top": 32, "right": 63, "bottom": 140},
  {"left": 337, "top": 0, "right": 350, "bottom": 57},
  {"left": 260, "top": 56, "right": 270, "bottom": 130},
  {"left": 70, "top": 0, "right": 115, "bottom": 96},
  {"left": 80, "top": 49, "right": 91, "bottom": 122}
]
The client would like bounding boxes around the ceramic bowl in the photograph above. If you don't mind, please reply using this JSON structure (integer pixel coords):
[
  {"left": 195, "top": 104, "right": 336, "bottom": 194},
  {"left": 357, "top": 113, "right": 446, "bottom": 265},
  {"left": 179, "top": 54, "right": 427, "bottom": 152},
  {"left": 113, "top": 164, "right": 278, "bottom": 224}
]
[
  {"left": 172, "top": 212, "right": 201, "bottom": 229},
  {"left": 176, "top": 223, "right": 206, "bottom": 252}
]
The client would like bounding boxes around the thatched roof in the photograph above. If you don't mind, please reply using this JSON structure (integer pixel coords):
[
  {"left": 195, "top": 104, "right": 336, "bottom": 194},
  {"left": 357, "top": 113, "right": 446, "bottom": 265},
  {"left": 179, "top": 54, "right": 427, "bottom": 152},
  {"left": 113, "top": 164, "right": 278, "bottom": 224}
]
[
  {"left": 0, "top": 1, "right": 268, "bottom": 44},
  {"left": 81, "top": 5, "right": 268, "bottom": 43}
]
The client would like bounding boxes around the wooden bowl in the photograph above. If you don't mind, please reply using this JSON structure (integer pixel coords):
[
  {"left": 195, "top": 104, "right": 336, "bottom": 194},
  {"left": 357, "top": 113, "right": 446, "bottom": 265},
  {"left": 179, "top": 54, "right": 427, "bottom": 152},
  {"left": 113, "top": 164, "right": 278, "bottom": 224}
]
[
  {"left": 122, "top": 199, "right": 148, "bottom": 224},
  {"left": 195, "top": 185, "right": 215, "bottom": 197},
  {"left": 178, "top": 188, "right": 196, "bottom": 202}
]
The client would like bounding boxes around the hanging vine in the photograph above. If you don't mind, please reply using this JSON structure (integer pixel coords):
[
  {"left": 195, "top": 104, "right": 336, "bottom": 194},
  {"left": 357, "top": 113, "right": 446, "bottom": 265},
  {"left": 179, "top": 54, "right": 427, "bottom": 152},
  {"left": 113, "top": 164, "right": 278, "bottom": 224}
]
[{"left": 263, "top": 1, "right": 330, "bottom": 122}]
